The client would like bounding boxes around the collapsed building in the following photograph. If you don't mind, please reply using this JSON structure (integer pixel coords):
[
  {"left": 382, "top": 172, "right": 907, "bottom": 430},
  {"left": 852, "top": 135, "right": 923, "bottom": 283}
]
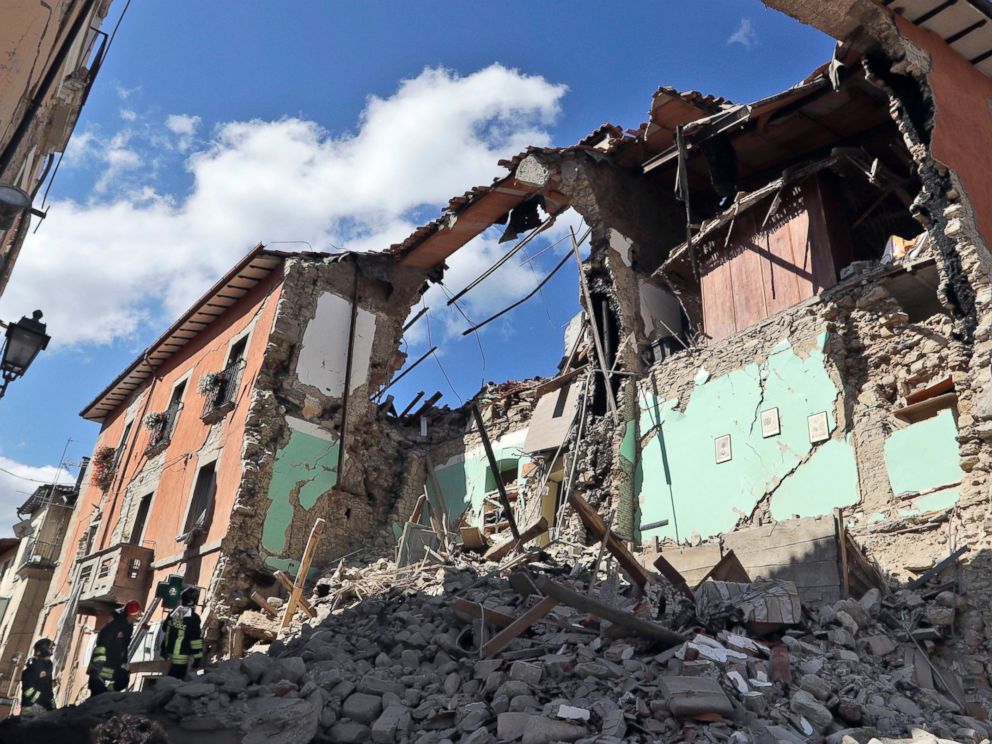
[{"left": 11, "top": 1, "right": 992, "bottom": 737}]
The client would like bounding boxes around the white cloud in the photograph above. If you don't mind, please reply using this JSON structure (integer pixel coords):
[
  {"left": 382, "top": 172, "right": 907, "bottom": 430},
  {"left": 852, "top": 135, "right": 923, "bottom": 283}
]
[
  {"left": 165, "top": 113, "right": 201, "bottom": 151},
  {"left": 727, "top": 18, "right": 758, "bottom": 49},
  {"left": 0, "top": 457, "right": 74, "bottom": 536},
  {"left": 114, "top": 83, "right": 141, "bottom": 100},
  {"left": 0, "top": 65, "right": 567, "bottom": 348},
  {"left": 120, "top": 108, "right": 138, "bottom": 122}
]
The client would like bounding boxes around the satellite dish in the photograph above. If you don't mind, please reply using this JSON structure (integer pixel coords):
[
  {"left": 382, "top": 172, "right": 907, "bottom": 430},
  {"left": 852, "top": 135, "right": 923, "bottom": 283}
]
[{"left": 0, "top": 184, "right": 31, "bottom": 231}]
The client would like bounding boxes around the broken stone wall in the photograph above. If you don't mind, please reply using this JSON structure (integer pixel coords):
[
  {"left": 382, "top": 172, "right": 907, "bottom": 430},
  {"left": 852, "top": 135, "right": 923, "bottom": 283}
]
[
  {"left": 212, "top": 253, "right": 431, "bottom": 629},
  {"left": 627, "top": 259, "right": 966, "bottom": 547},
  {"left": 419, "top": 382, "right": 541, "bottom": 533},
  {"left": 763, "top": 0, "right": 992, "bottom": 635}
]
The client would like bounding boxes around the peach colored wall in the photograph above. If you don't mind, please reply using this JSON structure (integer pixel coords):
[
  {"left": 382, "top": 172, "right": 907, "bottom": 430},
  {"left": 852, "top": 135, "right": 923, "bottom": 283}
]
[
  {"left": 39, "top": 268, "right": 284, "bottom": 697},
  {"left": 895, "top": 15, "right": 992, "bottom": 246}
]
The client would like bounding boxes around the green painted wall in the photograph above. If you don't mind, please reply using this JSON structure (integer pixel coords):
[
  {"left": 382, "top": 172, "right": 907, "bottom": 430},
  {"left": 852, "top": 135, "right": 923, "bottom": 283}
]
[
  {"left": 262, "top": 425, "right": 339, "bottom": 567},
  {"left": 635, "top": 333, "right": 859, "bottom": 542},
  {"left": 884, "top": 408, "right": 964, "bottom": 496},
  {"left": 428, "top": 430, "right": 532, "bottom": 526}
]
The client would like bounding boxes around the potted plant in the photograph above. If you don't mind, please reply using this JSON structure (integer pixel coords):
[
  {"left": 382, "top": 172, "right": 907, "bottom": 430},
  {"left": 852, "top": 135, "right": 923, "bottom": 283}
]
[
  {"left": 198, "top": 370, "right": 226, "bottom": 396},
  {"left": 91, "top": 446, "right": 116, "bottom": 491},
  {"left": 143, "top": 411, "right": 168, "bottom": 430}
]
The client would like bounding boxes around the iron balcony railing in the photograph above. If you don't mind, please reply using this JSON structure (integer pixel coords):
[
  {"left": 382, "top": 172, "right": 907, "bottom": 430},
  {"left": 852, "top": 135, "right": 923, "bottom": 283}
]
[
  {"left": 18, "top": 538, "right": 62, "bottom": 571},
  {"left": 201, "top": 360, "right": 244, "bottom": 419},
  {"left": 145, "top": 401, "right": 182, "bottom": 454}
]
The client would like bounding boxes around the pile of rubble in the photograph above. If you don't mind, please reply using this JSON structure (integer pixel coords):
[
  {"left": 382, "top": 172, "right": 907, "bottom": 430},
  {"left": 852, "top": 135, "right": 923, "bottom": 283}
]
[{"left": 4, "top": 532, "right": 991, "bottom": 744}]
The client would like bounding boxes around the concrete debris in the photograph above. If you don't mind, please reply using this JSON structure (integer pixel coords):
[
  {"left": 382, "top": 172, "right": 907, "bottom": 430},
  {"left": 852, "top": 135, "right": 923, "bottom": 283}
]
[{"left": 3, "top": 537, "right": 992, "bottom": 744}]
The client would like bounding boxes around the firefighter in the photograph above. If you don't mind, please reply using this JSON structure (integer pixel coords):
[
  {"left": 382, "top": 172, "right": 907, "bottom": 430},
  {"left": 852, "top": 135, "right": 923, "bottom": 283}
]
[
  {"left": 161, "top": 586, "right": 203, "bottom": 679},
  {"left": 88, "top": 600, "right": 142, "bottom": 696},
  {"left": 20, "top": 638, "right": 55, "bottom": 713}
]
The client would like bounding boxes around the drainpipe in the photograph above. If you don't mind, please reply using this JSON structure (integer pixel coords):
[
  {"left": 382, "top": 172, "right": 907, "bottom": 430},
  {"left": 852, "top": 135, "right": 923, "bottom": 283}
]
[
  {"left": 97, "top": 353, "right": 159, "bottom": 552},
  {"left": 336, "top": 260, "right": 360, "bottom": 485}
]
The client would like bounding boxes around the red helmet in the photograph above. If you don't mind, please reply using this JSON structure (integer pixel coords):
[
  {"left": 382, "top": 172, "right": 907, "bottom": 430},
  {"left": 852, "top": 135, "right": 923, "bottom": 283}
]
[{"left": 124, "top": 600, "right": 143, "bottom": 617}]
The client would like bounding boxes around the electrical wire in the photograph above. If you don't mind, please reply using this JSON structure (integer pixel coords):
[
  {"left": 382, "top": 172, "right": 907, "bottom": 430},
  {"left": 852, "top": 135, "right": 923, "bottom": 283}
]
[
  {"left": 439, "top": 283, "right": 487, "bottom": 383},
  {"left": 423, "top": 301, "right": 463, "bottom": 405}
]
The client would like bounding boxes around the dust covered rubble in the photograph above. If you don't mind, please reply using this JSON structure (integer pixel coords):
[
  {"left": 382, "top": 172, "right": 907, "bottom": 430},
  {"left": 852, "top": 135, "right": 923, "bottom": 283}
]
[{"left": 6, "top": 547, "right": 992, "bottom": 744}]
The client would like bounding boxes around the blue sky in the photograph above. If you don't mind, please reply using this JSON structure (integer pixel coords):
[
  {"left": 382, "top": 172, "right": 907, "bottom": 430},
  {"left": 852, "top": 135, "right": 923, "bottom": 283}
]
[{"left": 0, "top": 1, "right": 833, "bottom": 529}]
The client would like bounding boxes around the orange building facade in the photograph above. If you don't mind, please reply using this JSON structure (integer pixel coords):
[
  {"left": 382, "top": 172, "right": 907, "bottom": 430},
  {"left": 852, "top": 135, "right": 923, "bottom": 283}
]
[{"left": 36, "top": 245, "right": 432, "bottom": 703}]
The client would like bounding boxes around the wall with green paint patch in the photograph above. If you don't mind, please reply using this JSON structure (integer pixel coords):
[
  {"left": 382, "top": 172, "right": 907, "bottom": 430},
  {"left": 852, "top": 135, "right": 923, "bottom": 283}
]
[
  {"left": 261, "top": 417, "right": 339, "bottom": 570},
  {"left": 427, "top": 428, "right": 532, "bottom": 526},
  {"left": 884, "top": 408, "right": 964, "bottom": 517},
  {"left": 635, "top": 332, "right": 860, "bottom": 543}
]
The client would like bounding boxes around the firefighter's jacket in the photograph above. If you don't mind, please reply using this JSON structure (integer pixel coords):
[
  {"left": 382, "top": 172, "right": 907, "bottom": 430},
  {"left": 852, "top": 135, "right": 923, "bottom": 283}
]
[
  {"left": 20, "top": 656, "right": 54, "bottom": 710},
  {"left": 89, "top": 615, "right": 133, "bottom": 691},
  {"left": 160, "top": 606, "right": 203, "bottom": 666}
]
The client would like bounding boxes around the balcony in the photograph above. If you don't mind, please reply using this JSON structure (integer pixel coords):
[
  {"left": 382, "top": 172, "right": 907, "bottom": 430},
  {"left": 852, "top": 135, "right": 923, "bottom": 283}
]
[
  {"left": 16, "top": 538, "right": 62, "bottom": 577},
  {"left": 200, "top": 360, "right": 244, "bottom": 423},
  {"left": 143, "top": 402, "right": 181, "bottom": 457},
  {"left": 75, "top": 542, "right": 154, "bottom": 614}
]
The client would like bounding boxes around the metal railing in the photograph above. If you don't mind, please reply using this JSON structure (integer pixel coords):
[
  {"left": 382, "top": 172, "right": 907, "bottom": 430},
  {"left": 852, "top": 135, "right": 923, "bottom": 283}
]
[
  {"left": 145, "top": 401, "right": 181, "bottom": 453},
  {"left": 200, "top": 360, "right": 244, "bottom": 418},
  {"left": 18, "top": 538, "right": 61, "bottom": 570}
]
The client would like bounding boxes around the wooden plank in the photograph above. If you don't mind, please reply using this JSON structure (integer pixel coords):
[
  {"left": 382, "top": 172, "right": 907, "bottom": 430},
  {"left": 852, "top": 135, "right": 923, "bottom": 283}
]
[
  {"left": 657, "top": 543, "right": 723, "bottom": 587},
  {"left": 472, "top": 404, "right": 520, "bottom": 540},
  {"left": 484, "top": 516, "right": 549, "bottom": 562},
  {"left": 761, "top": 195, "right": 804, "bottom": 315},
  {"left": 534, "top": 576, "right": 685, "bottom": 648},
  {"left": 280, "top": 518, "right": 326, "bottom": 628},
  {"left": 700, "top": 258, "right": 737, "bottom": 342},
  {"left": 409, "top": 494, "right": 427, "bottom": 524},
  {"left": 653, "top": 552, "right": 694, "bottom": 601},
  {"left": 729, "top": 217, "right": 770, "bottom": 335},
  {"left": 251, "top": 591, "right": 280, "bottom": 618},
  {"left": 459, "top": 526, "right": 489, "bottom": 551},
  {"left": 907, "top": 546, "right": 970, "bottom": 590},
  {"left": 452, "top": 598, "right": 516, "bottom": 628},
  {"left": 694, "top": 549, "right": 750, "bottom": 588},
  {"left": 804, "top": 176, "right": 841, "bottom": 293},
  {"left": 567, "top": 492, "right": 652, "bottom": 587},
  {"left": 835, "top": 508, "right": 850, "bottom": 599},
  {"left": 481, "top": 597, "right": 560, "bottom": 657},
  {"left": 274, "top": 571, "right": 315, "bottom": 618}
]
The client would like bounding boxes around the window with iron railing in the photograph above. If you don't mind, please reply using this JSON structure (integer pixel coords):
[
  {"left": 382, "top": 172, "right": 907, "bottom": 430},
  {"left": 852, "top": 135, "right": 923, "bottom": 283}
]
[
  {"left": 144, "top": 400, "right": 182, "bottom": 454},
  {"left": 200, "top": 358, "right": 244, "bottom": 420}
]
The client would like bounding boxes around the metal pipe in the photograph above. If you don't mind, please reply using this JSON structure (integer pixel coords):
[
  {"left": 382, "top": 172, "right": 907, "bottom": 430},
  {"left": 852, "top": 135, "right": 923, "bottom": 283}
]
[
  {"left": 446, "top": 215, "right": 556, "bottom": 306},
  {"left": 402, "top": 305, "right": 428, "bottom": 333},
  {"left": 373, "top": 346, "right": 437, "bottom": 400},
  {"left": 461, "top": 250, "right": 572, "bottom": 336},
  {"left": 471, "top": 404, "right": 520, "bottom": 541},
  {"left": 337, "top": 262, "right": 360, "bottom": 481}
]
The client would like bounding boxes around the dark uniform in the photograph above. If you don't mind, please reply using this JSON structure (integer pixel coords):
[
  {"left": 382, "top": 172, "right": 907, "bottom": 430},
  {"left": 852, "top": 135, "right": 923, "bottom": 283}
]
[
  {"left": 88, "top": 610, "right": 135, "bottom": 696},
  {"left": 20, "top": 653, "right": 55, "bottom": 711},
  {"left": 161, "top": 587, "right": 203, "bottom": 679}
]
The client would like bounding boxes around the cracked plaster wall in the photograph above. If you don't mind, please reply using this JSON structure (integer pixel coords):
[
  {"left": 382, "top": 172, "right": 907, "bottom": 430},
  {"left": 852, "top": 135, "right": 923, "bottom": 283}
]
[
  {"left": 211, "top": 253, "right": 430, "bottom": 626},
  {"left": 635, "top": 328, "right": 858, "bottom": 544}
]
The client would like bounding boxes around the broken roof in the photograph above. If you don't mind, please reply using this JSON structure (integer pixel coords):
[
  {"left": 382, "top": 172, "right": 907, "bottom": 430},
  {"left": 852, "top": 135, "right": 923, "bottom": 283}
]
[{"left": 886, "top": 0, "right": 992, "bottom": 76}]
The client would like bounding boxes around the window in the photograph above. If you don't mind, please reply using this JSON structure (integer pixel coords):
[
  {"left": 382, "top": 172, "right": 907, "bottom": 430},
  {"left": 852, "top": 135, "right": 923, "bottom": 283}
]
[
  {"left": 169, "top": 379, "right": 187, "bottom": 410},
  {"left": 551, "top": 384, "right": 571, "bottom": 419},
  {"left": 228, "top": 336, "right": 248, "bottom": 367},
  {"left": 112, "top": 421, "right": 133, "bottom": 469},
  {"left": 182, "top": 461, "right": 217, "bottom": 539},
  {"left": 0, "top": 597, "right": 9, "bottom": 626},
  {"left": 128, "top": 493, "right": 153, "bottom": 546},
  {"left": 202, "top": 337, "right": 248, "bottom": 418}
]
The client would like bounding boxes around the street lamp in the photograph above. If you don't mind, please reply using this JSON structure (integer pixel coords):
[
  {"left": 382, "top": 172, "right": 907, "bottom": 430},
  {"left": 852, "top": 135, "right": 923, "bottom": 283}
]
[{"left": 0, "top": 310, "right": 50, "bottom": 399}]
